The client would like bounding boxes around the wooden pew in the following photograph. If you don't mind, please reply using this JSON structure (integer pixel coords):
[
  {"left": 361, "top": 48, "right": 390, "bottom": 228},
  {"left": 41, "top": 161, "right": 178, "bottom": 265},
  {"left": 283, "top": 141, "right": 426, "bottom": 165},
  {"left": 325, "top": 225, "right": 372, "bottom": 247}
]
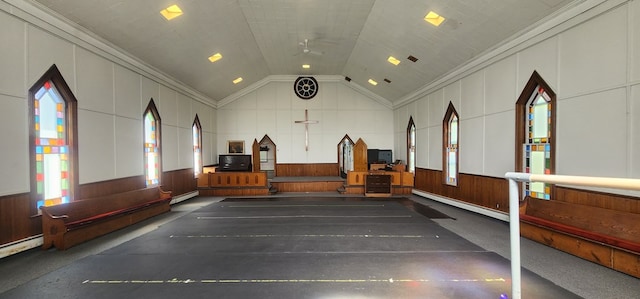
[
  {"left": 520, "top": 198, "right": 640, "bottom": 277},
  {"left": 40, "top": 186, "right": 172, "bottom": 250}
]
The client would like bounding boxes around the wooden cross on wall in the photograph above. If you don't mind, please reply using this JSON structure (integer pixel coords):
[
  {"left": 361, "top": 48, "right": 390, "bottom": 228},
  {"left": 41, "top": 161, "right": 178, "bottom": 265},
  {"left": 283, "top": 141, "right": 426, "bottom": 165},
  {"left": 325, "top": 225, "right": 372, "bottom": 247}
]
[{"left": 294, "top": 109, "right": 319, "bottom": 151}]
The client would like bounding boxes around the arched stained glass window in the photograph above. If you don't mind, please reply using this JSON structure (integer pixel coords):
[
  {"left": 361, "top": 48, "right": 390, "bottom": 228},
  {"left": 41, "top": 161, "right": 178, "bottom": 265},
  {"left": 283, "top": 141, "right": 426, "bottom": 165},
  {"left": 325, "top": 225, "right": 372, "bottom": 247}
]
[
  {"left": 443, "top": 102, "right": 459, "bottom": 186},
  {"left": 29, "top": 65, "right": 78, "bottom": 213},
  {"left": 193, "top": 115, "right": 202, "bottom": 177},
  {"left": 144, "top": 100, "right": 161, "bottom": 186},
  {"left": 407, "top": 117, "right": 416, "bottom": 173},
  {"left": 516, "top": 71, "right": 556, "bottom": 200}
]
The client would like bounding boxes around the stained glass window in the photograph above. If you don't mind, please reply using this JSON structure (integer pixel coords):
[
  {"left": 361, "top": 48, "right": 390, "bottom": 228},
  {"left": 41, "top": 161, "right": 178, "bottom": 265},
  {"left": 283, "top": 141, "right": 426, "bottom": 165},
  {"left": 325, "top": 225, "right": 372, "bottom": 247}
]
[
  {"left": 523, "top": 85, "right": 552, "bottom": 200},
  {"left": 444, "top": 103, "right": 459, "bottom": 186},
  {"left": 144, "top": 101, "right": 161, "bottom": 186},
  {"left": 193, "top": 115, "right": 202, "bottom": 177},
  {"left": 29, "top": 65, "right": 77, "bottom": 214},
  {"left": 33, "top": 81, "right": 69, "bottom": 209},
  {"left": 407, "top": 117, "right": 416, "bottom": 173}
]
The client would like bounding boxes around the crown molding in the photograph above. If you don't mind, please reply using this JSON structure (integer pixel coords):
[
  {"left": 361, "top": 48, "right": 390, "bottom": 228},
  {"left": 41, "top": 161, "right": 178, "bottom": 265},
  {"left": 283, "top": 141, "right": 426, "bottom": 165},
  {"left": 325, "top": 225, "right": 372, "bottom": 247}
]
[
  {"left": 393, "top": 0, "right": 611, "bottom": 109},
  {"left": 4, "top": 0, "right": 217, "bottom": 108}
]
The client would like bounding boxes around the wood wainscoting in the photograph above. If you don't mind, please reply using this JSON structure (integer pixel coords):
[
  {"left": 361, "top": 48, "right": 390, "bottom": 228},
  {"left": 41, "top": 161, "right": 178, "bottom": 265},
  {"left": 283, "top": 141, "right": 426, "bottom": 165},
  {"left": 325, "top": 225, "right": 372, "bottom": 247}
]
[
  {"left": 414, "top": 168, "right": 510, "bottom": 212},
  {"left": 0, "top": 192, "right": 42, "bottom": 247},
  {"left": 276, "top": 163, "right": 339, "bottom": 177},
  {"left": 0, "top": 169, "right": 197, "bottom": 250},
  {"left": 414, "top": 167, "right": 640, "bottom": 278}
]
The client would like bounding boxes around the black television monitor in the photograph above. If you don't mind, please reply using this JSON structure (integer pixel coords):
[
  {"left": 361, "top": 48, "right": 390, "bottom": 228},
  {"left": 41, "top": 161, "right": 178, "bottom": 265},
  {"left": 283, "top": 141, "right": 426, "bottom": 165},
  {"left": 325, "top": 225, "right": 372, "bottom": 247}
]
[
  {"left": 378, "top": 150, "right": 392, "bottom": 164},
  {"left": 368, "top": 149, "right": 393, "bottom": 164}
]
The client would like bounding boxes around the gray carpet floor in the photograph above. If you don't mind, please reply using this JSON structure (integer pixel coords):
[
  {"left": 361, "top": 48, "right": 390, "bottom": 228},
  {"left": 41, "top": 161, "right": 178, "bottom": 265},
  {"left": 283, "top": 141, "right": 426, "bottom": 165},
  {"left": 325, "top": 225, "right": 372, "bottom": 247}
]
[{"left": 0, "top": 194, "right": 638, "bottom": 298}]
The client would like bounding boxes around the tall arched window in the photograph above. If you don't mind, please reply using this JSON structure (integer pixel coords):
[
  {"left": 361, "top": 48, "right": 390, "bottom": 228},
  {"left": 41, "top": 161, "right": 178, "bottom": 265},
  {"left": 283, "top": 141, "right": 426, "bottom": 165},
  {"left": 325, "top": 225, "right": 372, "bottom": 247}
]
[
  {"left": 143, "top": 100, "right": 161, "bottom": 186},
  {"left": 193, "top": 115, "right": 202, "bottom": 177},
  {"left": 516, "top": 71, "right": 556, "bottom": 200},
  {"left": 443, "top": 102, "right": 459, "bottom": 186},
  {"left": 407, "top": 117, "right": 416, "bottom": 173},
  {"left": 28, "top": 65, "right": 78, "bottom": 214}
]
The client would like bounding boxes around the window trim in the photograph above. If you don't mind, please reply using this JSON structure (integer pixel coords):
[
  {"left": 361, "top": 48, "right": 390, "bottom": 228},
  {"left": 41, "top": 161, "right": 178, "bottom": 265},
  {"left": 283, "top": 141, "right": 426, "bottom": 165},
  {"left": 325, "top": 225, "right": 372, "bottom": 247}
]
[
  {"left": 28, "top": 64, "right": 79, "bottom": 215},
  {"left": 143, "top": 99, "right": 162, "bottom": 186},
  {"left": 192, "top": 114, "right": 203, "bottom": 177},
  {"left": 515, "top": 71, "right": 556, "bottom": 199},
  {"left": 442, "top": 102, "right": 459, "bottom": 186},
  {"left": 406, "top": 116, "right": 416, "bottom": 173}
]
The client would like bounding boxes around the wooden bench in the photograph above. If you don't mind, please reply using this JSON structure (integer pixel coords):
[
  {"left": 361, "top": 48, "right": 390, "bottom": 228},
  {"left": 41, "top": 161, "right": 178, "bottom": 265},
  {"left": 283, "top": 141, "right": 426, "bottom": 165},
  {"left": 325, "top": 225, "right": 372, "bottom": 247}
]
[
  {"left": 40, "top": 186, "right": 172, "bottom": 250},
  {"left": 520, "top": 198, "right": 640, "bottom": 277}
]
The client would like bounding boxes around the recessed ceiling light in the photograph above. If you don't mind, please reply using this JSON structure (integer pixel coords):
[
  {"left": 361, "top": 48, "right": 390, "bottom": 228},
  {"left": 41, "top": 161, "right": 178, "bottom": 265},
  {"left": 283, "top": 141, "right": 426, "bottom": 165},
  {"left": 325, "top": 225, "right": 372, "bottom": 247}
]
[
  {"left": 387, "top": 56, "right": 401, "bottom": 66},
  {"left": 424, "top": 11, "right": 445, "bottom": 26},
  {"left": 160, "top": 4, "right": 183, "bottom": 21},
  {"left": 208, "top": 53, "right": 222, "bottom": 63},
  {"left": 302, "top": 64, "right": 310, "bottom": 69},
  {"left": 368, "top": 79, "right": 378, "bottom": 86},
  {"left": 233, "top": 77, "right": 243, "bottom": 84}
]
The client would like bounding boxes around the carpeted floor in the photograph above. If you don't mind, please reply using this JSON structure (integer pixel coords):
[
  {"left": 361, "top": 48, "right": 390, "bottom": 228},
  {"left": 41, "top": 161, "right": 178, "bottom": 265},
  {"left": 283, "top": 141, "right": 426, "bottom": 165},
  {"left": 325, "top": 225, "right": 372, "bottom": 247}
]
[{"left": 1, "top": 197, "right": 579, "bottom": 298}]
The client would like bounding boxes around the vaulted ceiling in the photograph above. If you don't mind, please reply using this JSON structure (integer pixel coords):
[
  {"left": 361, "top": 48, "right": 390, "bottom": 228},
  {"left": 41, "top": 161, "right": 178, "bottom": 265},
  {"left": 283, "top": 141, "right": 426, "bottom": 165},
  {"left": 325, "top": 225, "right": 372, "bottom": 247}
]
[{"left": 31, "top": 0, "right": 575, "bottom": 106}]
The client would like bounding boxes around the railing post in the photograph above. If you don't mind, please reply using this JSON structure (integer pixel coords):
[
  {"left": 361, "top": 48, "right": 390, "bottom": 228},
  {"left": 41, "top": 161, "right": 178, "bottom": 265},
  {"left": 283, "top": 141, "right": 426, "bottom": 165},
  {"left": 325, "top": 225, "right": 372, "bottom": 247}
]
[{"left": 507, "top": 177, "right": 522, "bottom": 299}]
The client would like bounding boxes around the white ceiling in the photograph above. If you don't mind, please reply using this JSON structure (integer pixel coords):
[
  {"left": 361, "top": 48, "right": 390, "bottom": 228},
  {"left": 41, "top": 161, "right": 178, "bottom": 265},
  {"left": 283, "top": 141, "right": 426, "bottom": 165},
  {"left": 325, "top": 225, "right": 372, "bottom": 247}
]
[{"left": 30, "top": 0, "right": 576, "bottom": 106}]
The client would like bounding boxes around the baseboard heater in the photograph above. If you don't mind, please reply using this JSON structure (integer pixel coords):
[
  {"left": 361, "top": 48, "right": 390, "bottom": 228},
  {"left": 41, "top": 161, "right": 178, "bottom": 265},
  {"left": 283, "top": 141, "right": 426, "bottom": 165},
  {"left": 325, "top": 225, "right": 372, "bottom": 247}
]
[{"left": 0, "top": 235, "right": 43, "bottom": 259}]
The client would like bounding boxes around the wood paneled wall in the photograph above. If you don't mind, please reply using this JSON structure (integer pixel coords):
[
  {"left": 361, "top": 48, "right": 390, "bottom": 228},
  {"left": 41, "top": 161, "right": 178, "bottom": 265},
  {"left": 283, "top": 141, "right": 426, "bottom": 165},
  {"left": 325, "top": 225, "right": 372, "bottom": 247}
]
[
  {"left": 162, "top": 168, "right": 197, "bottom": 197},
  {"left": 276, "top": 163, "right": 339, "bottom": 177},
  {"left": 555, "top": 186, "right": 640, "bottom": 214},
  {"left": 0, "top": 192, "right": 41, "bottom": 246},
  {"left": 0, "top": 169, "right": 197, "bottom": 246},
  {"left": 414, "top": 167, "right": 640, "bottom": 221},
  {"left": 414, "top": 168, "right": 510, "bottom": 212}
]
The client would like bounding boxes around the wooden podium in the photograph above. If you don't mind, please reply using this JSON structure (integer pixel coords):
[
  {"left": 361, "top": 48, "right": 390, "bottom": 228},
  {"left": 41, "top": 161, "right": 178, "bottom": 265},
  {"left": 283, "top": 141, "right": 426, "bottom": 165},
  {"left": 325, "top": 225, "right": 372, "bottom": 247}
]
[{"left": 364, "top": 174, "right": 392, "bottom": 197}]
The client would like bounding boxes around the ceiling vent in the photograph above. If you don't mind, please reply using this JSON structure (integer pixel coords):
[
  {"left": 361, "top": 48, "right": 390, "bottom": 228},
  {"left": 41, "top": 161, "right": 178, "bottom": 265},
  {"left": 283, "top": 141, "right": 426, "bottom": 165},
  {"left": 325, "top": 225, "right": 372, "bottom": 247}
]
[{"left": 407, "top": 55, "right": 418, "bottom": 62}]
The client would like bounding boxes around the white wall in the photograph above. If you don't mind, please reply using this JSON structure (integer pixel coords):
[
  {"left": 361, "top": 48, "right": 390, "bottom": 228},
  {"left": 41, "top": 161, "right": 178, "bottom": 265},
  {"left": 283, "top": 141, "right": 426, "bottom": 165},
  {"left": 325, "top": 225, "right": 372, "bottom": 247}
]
[
  {"left": 0, "top": 5, "right": 216, "bottom": 195},
  {"left": 394, "top": 0, "right": 640, "bottom": 188},
  {"left": 218, "top": 79, "right": 394, "bottom": 163}
]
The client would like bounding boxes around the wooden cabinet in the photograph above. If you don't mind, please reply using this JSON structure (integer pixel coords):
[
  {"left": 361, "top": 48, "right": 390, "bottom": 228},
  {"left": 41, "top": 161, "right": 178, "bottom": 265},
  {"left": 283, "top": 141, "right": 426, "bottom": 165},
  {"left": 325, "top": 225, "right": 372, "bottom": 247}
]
[{"left": 365, "top": 174, "right": 391, "bottom": 197}]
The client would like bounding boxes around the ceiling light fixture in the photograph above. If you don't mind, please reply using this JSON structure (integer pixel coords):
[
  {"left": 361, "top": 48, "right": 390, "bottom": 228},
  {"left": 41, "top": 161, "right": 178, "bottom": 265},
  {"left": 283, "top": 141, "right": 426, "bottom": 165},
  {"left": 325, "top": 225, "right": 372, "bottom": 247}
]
[
  {"left": 208, "top": 53, "right": 222, "bottom": 63},
  {"left": 368, "top": 79, "right": 378, "bottom": 86},
  {"left": 424, "top": 11, "right": 445, "bottom": 26},
  {"left": 233, "top": 77, "right": 243, "bottom": 84},
  {"left": 387, "top": 56, "right": 401, "bottom": 66},
  {"left": 160, "top": 4, "right": 183, "bottom": 21},
  {"left": 302, "top": 64, "right": 310, "bottom": 69}
]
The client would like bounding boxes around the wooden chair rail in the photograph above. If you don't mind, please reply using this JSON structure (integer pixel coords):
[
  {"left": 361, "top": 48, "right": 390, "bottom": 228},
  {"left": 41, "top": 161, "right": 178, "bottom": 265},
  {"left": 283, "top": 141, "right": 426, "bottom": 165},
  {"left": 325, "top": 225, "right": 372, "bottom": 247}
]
[{"left": 41, "top": 186, "right": 172, "bottom": 250}]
